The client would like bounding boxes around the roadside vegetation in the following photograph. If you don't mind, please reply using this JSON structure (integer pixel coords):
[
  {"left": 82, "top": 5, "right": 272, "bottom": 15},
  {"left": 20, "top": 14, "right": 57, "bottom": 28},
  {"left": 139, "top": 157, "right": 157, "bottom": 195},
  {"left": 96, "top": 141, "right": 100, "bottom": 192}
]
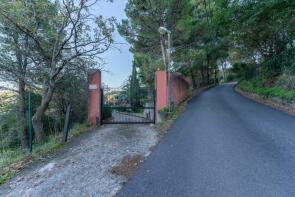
[
  {"left": 0, "top": 0, "right": 294, "bottom": 186},
  {"left": 0, "top": 122, "right": 90, "bottom": 185},
  {"left": 119, "top": 0, "right": 294, "bottom": 99},
  {"left": 239, "top": 80, "right": 295, "bottom": 102},
  {"left": 0, "top": 0, "right": 115, "bottom": 184}
]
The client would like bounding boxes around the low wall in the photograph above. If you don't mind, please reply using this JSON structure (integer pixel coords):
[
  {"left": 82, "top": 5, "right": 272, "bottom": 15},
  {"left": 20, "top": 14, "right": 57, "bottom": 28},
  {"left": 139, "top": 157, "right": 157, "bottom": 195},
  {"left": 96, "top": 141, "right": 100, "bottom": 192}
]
[
  {"left": 170, "top": 73, "right": 191, "bottom": 105},
  {"left": 155, "top": 71, "right": 191, "bottom": 112}
]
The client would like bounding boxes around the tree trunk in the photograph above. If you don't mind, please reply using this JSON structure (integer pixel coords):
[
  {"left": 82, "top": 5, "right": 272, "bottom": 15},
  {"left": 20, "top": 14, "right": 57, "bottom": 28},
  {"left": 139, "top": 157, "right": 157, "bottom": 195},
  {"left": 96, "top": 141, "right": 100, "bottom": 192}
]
[
  {"left": 190, "top": 69, "right": 197, "bottom": 89},
  {"left": 207, "top": 67, "right": 210, "bottom": 85},
  {"left": 18, "top": 79, "right": 29, "bottom": 148},
  {"left": 206, "top": 54, "right": 210, "bottom": 85},
  {"left": 201, "top": 66, "right": 205, "bottom": 85},
  {"left": 32, "top": 80, "right": 55, "bottom": 143},
  {"left": 14, "top": 33, "right": 29, "bottom": 148}
]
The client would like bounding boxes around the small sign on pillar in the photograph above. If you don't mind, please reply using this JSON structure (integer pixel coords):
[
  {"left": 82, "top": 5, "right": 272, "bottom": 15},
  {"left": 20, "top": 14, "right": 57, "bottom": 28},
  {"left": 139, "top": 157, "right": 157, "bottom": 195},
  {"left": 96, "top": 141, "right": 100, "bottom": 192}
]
[{"left": 89, "top": 84, "right": 98, "bottom": 90}]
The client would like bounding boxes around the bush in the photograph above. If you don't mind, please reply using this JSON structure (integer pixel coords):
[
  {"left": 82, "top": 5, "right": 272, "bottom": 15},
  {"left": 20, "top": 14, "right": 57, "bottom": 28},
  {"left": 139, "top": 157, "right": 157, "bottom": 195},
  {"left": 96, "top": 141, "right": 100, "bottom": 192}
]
[
  {"left": 276, "top": 73, "right": 295, "bottom": 89},
  {"left": 232, "top": 63, "right": 257, "bottom": 80},
  {"left": 0, "top": 135, "right": 61, "bottom": 185},
  {"left": 239, "top": 80, "right": 295, "bottom": 101},
  {"left": 102, "top": 106, "right": 112, "bottom": 120},
  {"left": 0, "top": 112, "right": 21, "bottom": 149}
]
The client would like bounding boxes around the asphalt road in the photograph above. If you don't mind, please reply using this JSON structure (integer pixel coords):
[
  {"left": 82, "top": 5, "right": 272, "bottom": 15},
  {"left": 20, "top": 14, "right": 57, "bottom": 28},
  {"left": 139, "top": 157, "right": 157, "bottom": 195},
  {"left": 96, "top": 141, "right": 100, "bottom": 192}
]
[{"left": 118, "top": 84, "right": 295, "bottom": 197}]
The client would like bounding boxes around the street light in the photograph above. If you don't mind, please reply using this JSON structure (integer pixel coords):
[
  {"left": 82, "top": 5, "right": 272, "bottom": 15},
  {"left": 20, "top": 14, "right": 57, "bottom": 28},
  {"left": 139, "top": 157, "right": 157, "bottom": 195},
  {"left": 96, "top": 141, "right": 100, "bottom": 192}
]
[{"left": 158, "top": 26, "right": 172, "bottom": 112}]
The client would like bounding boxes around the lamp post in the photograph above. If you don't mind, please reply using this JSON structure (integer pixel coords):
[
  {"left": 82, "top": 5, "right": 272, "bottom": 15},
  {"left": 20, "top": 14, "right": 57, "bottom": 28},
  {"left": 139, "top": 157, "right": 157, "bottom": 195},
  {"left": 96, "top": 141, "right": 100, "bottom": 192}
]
[{"left": 158, "top": 27, "right": 172, "bottom": 112}]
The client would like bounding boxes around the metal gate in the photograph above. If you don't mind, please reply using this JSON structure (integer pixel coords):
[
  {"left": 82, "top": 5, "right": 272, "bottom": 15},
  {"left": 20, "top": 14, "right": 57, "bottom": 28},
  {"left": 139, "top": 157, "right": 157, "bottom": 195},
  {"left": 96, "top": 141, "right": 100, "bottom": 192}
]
[{"left": 101, "top": 87, "right": 155, "bottom": 124}]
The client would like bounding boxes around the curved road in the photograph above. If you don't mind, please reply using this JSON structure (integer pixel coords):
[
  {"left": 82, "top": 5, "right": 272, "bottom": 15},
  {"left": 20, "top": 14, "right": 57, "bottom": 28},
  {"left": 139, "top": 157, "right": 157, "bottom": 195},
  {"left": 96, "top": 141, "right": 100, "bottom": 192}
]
[{"left": 118, "top": 84, "right": 295, "bottom": 197}]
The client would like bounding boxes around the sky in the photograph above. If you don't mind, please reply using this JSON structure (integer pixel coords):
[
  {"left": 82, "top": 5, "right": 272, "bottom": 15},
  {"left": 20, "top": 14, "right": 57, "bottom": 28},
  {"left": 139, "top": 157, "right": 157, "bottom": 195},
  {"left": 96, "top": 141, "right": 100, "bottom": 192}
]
[
  {"left": 0, "top": 1, "right": 131, "bottom": 91},
  {"left": 92, "top": 0, "right": 133, "bottom": 87}
]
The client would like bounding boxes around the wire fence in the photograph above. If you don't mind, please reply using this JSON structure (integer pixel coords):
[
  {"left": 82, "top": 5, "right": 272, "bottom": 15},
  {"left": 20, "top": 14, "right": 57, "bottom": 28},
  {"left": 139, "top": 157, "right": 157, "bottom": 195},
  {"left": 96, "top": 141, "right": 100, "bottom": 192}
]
[{"left": 0, "top": 90, "right": 89, "bottom": 184}]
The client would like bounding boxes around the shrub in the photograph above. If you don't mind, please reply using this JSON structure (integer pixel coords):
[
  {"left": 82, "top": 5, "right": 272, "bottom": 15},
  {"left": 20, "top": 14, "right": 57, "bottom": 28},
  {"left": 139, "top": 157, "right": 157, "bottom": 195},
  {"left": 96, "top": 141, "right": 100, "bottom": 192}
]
[
  {"left": 232, "top": 63, "right": 257, "bottom": 80},
  {"left": 0, "top": 112, "right": 21, "bottom": 149},
  {"left": 276, "top": 73, "right": 295, "bottom": 89},
  {"left": 102, "top": 106, "right": 112, "bottom": 120},
  {"left": 239, "top": 80, "right": 295, "bottom": 101}
]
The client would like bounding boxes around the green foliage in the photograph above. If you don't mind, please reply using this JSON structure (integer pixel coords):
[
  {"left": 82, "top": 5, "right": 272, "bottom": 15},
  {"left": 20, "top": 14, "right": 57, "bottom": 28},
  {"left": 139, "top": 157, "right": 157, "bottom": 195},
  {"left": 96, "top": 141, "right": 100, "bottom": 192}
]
[
  {"left": 129, "top": 63, "right": 140, "bottom": 111},
  {"left": 228, "top": 0, "right": 295, "bottom": 83},
  {"left": 0, "top": 115, "right": 20, "bottom": 149},
  {"left": 0, "top": 122, "right": 90, "bottom": 185},
  {"left": 0, "top": 0, "right": 115, "bottom": 143},
  {"left": 69, "top": 123, "right": 89, "bottom": 137},
  {"left": 119, "top": 0, "right": 232, "bottom": 88},
  {"left": 54, "top": 69, "right": 89, "bottom": 123},
  {"left": 239, "top": 80, "right": 295, "bottom": 101},
  {"left": 159, "top": 102, "right": 176, "bottom": 113},
  {"left": 276, "top": 73, "right": 295, "bottom": 89},
  {"left": 0, "top": 135, "right": 60, "bottom": 185},
  {"left": 231, "top": 63, "right": 256, "bottom": 80},
  {"left": 102, "top": 106, "right": 112, "bottom": 120}
]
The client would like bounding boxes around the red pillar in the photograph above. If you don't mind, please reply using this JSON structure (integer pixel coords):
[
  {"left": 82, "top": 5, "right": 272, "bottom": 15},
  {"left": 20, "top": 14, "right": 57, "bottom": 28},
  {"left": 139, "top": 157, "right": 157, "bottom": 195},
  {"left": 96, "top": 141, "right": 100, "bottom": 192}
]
[
  {"left": 155, "top": 70, "right": 168, "bottom": 112},
  {"left": 88, "top": 70, "right": 101, "bottom": 126}
]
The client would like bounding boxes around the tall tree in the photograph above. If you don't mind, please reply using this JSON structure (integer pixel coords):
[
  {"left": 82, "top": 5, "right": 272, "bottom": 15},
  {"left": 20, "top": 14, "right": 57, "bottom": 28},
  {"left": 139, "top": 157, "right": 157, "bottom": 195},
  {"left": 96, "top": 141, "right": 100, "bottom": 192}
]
[
  {"left": 0, "top": 14, "right": 32, "bottom": 148},
  {"left": 129, "top": 62, "right": 140, "bottom": 111},
  {"left": 0, "top": 0, "right": 115, "bottom": 142},
  {"left": 118, "top": 0, "right": 184, "bottom": 86}
]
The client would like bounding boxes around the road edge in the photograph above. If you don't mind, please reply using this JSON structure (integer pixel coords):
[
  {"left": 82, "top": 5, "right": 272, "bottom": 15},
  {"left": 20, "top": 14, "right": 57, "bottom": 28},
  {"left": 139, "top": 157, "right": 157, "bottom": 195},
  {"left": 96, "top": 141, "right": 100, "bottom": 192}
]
[
  {"left": 235, "top": 85, "right": 295, "bottom": 116},
  {"left": 113, "top": 85, "right": 216, "bottom": 196}
]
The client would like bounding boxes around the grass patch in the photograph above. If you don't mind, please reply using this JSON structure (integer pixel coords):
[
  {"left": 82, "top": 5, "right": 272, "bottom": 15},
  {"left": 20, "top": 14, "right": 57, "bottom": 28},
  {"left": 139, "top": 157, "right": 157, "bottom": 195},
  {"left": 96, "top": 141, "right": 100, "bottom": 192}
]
[
  {"left": 239, "top": 80, "right": 295, "bottom": 101},
  {"left": 0, "top": 123, "right": 90, "bottom": 185},
  {"left": 0, "top": 135, "right": 61, "bottom": 185},
  {"left": 155, "top": 101, "right": 187, "bottom": 138},
  {"left": 69, "top": 123, "right": 90, "bottom": 137}
]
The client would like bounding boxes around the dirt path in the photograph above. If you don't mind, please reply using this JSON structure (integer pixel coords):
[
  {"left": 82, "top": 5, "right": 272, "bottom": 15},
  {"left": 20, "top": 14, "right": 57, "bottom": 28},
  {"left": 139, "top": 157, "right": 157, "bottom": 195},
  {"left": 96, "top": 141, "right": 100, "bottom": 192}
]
[{"left": 0, "top": 125, "right": 157, "bottom": 197}]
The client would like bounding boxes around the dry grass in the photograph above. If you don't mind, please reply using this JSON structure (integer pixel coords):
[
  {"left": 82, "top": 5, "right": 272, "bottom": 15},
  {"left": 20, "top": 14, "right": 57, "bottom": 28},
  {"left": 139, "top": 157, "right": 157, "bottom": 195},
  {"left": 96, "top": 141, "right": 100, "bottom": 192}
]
[{"left": 0, "top": 123, "right": 92, "bottom": 185}]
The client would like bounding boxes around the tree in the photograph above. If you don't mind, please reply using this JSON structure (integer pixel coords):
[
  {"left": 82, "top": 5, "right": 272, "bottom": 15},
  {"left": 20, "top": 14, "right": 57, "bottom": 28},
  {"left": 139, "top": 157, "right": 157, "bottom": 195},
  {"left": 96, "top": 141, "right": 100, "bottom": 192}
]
[
  {"left": 0, "top": 0, "right": 115, "bottom": 142},
  {"left": 0, "top": 11, "right": 32, "bottom": 148},
  {"left": 129, "top": 62, "right": 140, "bottom": 111},
  {"left": 118, "top": 0, "right": 184, "bottom": 86},
  {"left": 226, "top": 0, "right": 295, "bottom": 80}
]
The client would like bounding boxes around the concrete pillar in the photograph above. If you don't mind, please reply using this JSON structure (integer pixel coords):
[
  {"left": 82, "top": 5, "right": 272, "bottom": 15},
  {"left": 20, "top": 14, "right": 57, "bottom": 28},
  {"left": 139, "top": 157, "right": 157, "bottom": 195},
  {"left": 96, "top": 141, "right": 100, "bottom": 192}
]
[{"left": 88, "top": 70, "right": 101, "bottom": 126}]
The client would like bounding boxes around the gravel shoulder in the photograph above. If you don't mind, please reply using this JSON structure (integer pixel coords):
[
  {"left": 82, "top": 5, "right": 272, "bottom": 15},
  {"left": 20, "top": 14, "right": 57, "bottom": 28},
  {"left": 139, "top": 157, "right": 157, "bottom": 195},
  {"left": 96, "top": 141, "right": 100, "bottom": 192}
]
[{"left": 0, "top": 124, "right": 157, "bottom": 197}]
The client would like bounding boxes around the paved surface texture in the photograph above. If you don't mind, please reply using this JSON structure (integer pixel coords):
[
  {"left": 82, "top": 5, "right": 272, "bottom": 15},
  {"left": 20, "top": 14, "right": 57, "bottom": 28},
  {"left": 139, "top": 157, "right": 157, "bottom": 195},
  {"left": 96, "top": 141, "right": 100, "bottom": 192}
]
[
  {"left": 106, "top": 111, "right": 153, "bottom": 123},
  {"left": 118, "top": 84, "right": 295, "bottom": 197},
  {"left": 0, "top": 125, "right": 157, "bottom": 197}
]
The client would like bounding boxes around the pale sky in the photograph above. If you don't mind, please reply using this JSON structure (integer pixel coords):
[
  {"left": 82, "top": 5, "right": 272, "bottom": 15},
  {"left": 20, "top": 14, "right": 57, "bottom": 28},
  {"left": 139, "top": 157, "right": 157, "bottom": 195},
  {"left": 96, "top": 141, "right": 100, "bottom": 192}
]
[
  {"left": 92, "top": 0, "right": 132, "bottom": 87},
  {"left": 0, "top": 1, "right": 131, "bottom": 90}
]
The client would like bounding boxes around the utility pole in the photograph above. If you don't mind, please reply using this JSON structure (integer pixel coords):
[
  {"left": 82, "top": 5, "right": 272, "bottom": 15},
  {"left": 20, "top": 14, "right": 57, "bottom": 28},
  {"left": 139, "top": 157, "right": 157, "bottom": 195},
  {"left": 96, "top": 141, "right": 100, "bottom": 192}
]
[{"left": 159, "top": 27, "right": 172, "bottom": 112}]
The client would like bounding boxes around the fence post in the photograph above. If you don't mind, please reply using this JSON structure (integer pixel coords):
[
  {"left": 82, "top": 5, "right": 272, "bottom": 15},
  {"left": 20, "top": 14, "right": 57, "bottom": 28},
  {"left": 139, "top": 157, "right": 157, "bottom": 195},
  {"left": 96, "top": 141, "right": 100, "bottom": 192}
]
[
  {"left": 63, "top": 105, "right": 71, "bottom": 142},
  {"left": 28, "top": 92, "right": 33, "bottom": 153}
]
